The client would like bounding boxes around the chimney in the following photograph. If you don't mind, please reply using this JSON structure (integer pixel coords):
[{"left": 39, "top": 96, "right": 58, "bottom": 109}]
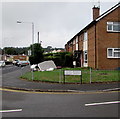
[{"left": 92, "top": 6, "right": 100, "bottom": 20}]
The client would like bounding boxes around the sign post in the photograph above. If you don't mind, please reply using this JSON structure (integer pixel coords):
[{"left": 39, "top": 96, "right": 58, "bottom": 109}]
[{"left": 90, "top": 67, "right": 92, "bottom": 84}]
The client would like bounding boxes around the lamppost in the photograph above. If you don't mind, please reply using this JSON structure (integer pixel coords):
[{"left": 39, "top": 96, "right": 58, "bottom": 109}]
[{"left": 17, "top": 20, "right": 34, "bottom": 80}]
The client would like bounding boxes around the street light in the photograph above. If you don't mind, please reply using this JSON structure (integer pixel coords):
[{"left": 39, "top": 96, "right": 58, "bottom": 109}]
[
  {"left": 17, "top": 21, "right": 34, "bottom": 50},
  {"left": 17, "top": 20, "right": 34, "bottom": 80}
]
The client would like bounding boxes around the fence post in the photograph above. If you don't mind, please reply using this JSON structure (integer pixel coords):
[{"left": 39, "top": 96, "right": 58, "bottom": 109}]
[
  {"left": 61, "top": 69, "right": 63, "bottom": 83},
  {"left": 80, "top": 72, "right": 82, "bottom": 84},
  {"left": 63, "top": 70, "right": 65, "bottom": 84},
  {"left": 59, "top": 69, "right": 62, "bottom": 83},
  {"left": 90, "top": 67, "right": 92, "bottom": 84}
]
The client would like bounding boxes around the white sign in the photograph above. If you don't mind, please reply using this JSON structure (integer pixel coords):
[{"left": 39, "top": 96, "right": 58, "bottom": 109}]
[{"left": 64, "top": 70, "right": 81, "bottom": 76}]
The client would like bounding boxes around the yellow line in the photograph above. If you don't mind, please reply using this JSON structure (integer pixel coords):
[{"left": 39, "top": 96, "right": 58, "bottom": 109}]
[{"left": 0, "top": 88, "right": 120, "bottom": 95}]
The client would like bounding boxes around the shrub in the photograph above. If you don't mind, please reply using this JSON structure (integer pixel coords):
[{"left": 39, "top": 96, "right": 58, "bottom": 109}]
[{"left": 43, "top": 52, "right": 73, "bottom": 67}]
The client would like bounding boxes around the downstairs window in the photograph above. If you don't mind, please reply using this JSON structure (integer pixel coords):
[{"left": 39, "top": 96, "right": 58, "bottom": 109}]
[{"left": 107, "top": 48, "right": 120, "bottom": 58}]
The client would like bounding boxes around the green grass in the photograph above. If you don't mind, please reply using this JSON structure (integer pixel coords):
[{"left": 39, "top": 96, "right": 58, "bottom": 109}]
[{"left": 21, "top": 68, "right": 120, "bottom": 84}]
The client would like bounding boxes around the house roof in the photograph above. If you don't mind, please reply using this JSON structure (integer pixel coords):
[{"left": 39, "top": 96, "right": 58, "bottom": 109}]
[
  {"left": 67, "top": 2, "right": 120, "bottom": 44},
  {"left": 96, "top": 2, "right": 120, "bottom": 21}
]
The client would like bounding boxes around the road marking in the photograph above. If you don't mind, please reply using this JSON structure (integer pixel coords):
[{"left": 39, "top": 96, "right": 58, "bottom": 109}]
[
  {"left": 0, "top": 87, "right": 120, "bottom": 95},
  {"left": 0, "top": 109, "right": 22, "bottom": 113},
  {"left": 85, "top": 101, "right": 120, "bottom": 106}
]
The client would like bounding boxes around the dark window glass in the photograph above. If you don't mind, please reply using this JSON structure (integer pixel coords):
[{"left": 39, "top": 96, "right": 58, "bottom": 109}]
[
  {"left": 108, "top": 49, "right": 112, "bottom": 56},
  {"left": 108, "top": 24, "right": 112, "bottom": 31}
]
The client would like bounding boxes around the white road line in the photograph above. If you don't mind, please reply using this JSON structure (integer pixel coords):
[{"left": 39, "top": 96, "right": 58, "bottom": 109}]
[
  {"left": 85, "top": 101, "right": 120, "bottom": 106},
  {"left": 0, "top": 109, "right": 22, "bottom": 113}
]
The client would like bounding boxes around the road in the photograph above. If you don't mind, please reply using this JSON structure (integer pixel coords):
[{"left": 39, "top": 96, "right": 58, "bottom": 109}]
[
  {"left": 0, "top": 65, "right": 24, "bottom": 74},
  {"left": 1, "top": 89, "right": 119, "bottom": 118},
  {"left": 1, "top": 65, "right": 31, "bottom": 89},
  {"left": 1, "top": 65, "right": 120, "bottom": 118}
]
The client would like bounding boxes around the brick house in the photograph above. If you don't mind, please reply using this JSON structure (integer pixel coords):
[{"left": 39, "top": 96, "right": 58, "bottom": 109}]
[{"left": 65, "top": 3, "right": 120, "bottom": 70}]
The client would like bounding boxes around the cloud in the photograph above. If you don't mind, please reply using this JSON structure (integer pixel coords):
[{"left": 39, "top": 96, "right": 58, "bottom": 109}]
[{"left": 1, "top": 2, "right": 116, "bottom": 48}]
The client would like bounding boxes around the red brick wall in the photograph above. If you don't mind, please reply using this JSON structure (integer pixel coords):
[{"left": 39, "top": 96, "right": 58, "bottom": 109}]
[
  {"left": 96, "top": 7, "right": 120, "bottom": 69},
  {"left": 78, "top": 34, "right": 83, "bottom": 51},
  {"left": 93, "top": 7, "right": 100, "bottom": 20},
  {"left": 88, "top": 25, "right": 96, "bottom": 69},
  {"left": 65, "top": 44, "right": 69, "bottom": 52},
  {"left": 72, "top": 38, "right": 76, "bottom": 53},
  {"left": 68, "top": 42, "right": 73, "bottom": 53},
  {"left": 78, "top": 34, "right": 84, "bottom": 66},
  {"left": 65, "top": 6, "right": 120, "bottom": 70}
]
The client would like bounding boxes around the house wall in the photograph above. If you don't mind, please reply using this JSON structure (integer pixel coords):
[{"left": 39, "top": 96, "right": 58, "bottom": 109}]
[
  {"left": 73, "top": 38, "right": 76, "bottom": 53},
  {"left": 83, "top": 32, "right": 88, "bottom": 67},
  {"left": 68, "top": 42, "right": 73, "bottom": 53},
  {"left": 13, "top": 55, "right": 28, "bottom": 61},
  {"left": 78, "top": 34, "right": 84, "bottom": 51},
  {"left": 78, "top": 34, "right": 84, "bottom": 67},
  {"left": 65, "top": 44, "right": 68, "bottom": 52},
  {"left": 88, "top": 25, "right": 96, "bottom": 69},
  {"left": 65, "top": 5, "right": 120, "bottom": 70},
  {"left": 96, "top": 7, "right": 120, "bottom": 69},
  {"left": 75, "top": 36, "right": 79, "bottom": 51}
]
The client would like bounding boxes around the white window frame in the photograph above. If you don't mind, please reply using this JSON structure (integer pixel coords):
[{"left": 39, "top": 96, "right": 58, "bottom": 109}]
[
  {"left": 84, "top": 32, "right": 88, "bottom": 41},
  {"left": 84, "top": 50, "right": 88, "bottom": 63},
  {"left": 107, "top": 48, "right": 120, "bottom": 58},
  {"left": 76, "top": 36, "right": 78, "bottom": 50},
  {"left": 73, "top": 39, "right": 75, "bottom": 45},
  {"left": 107, "top": 22, "right": 120, "bottom": 32}
]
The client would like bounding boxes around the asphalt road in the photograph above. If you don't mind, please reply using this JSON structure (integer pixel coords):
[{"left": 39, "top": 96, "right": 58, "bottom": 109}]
[
  {"left": 2, "top": 64, "right": 119, "bottom": 92},
  {"left": 1, "top": 89, "right": 119, "bottom": 118},
  {"left": 1, "top": 65, "right": 26, "bottom": 74}
]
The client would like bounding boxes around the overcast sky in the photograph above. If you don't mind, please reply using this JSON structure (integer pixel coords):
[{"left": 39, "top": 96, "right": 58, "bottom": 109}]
[{"left": 1, "top": 0, "right": 119, "bottom": 48}]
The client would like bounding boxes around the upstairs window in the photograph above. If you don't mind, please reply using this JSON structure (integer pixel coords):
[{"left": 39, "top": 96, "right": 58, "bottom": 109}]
[
  {"left": 107, "top": 22, "right": 120, "bottom": 32},
  {"left": 84, "top": 32, "right": 88, "bottom": 41},
  {"left": 73, "top": 39, "right": 75, "bottom": 45},
  {"left": 107, "top": 48, "right": 120, "bottom": 58}
]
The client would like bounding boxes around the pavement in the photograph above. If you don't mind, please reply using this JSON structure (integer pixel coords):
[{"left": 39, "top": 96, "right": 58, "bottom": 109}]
[{"left": 1, "top": 66, "right": 120, "bottom": 92}]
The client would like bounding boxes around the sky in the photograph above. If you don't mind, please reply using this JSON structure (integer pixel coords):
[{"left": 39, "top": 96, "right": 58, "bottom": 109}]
[{"left": 1, "top": 0, "right": 119, "bottom": 48}]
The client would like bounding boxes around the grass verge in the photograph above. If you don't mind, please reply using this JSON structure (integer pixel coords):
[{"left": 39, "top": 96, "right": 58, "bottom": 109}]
[{"left": 20, "top": 68, "right": 120, "bottom": 84}]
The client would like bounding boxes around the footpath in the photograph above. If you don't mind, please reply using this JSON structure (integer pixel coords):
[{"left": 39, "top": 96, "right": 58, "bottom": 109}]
[{"left": 2, "top": 66, "right": 120, "bottom": 92}]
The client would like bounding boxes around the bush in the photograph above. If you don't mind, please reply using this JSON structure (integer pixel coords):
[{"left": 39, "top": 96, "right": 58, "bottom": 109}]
[
  {"left": 43, "top": 52, "right": 73, "bottom": 67},
  {"left": 64, "top": 53, "right": 73, "bottom": 67}
]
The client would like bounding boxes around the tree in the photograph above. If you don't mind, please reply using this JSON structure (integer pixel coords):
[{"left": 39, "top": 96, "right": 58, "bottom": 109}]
[
  {"left": 3, "top": 47, "right": 16, "bottom": 55},
  {"left": 43, "top": 52, "right": 73, "bottom": 67},
  {"left": 2, "top": 47, "right": 29, "bottom": 55},
  {"left": 29, "top": 43, "right": 44, "bottom": 64}
]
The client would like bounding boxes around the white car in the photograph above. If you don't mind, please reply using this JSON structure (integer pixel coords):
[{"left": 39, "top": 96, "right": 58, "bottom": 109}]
[
  {"left": 30, "top": 64, "right": 39, "bottom": 71},
  {"left": 0, "top": 61, "right": 6, "bottom": 67},
  {"left": 17, "top": 60, "right": 30, "bottom": 67},
  {"left": 12, "top": 59, "right": 20, "bottom": 65}
]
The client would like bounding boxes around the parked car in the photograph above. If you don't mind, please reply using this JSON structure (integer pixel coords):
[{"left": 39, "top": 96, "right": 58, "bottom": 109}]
[
  {"left": 17, "top": 60, "right": 30, "bottom": 67},
  {"left": 0, "top": 61, "right": 6, "bottom": 67},
  {"left": 30, "top": 64, "right": 40, "bottom": 71},
  {"left": 12, "top": 59, "right": 20, "bottom": 65}
]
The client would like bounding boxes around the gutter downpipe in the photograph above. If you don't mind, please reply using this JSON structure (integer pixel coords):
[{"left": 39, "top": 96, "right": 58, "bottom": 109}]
[{"left": 95, "top": 23, "right": 97, "bottom": 69}]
